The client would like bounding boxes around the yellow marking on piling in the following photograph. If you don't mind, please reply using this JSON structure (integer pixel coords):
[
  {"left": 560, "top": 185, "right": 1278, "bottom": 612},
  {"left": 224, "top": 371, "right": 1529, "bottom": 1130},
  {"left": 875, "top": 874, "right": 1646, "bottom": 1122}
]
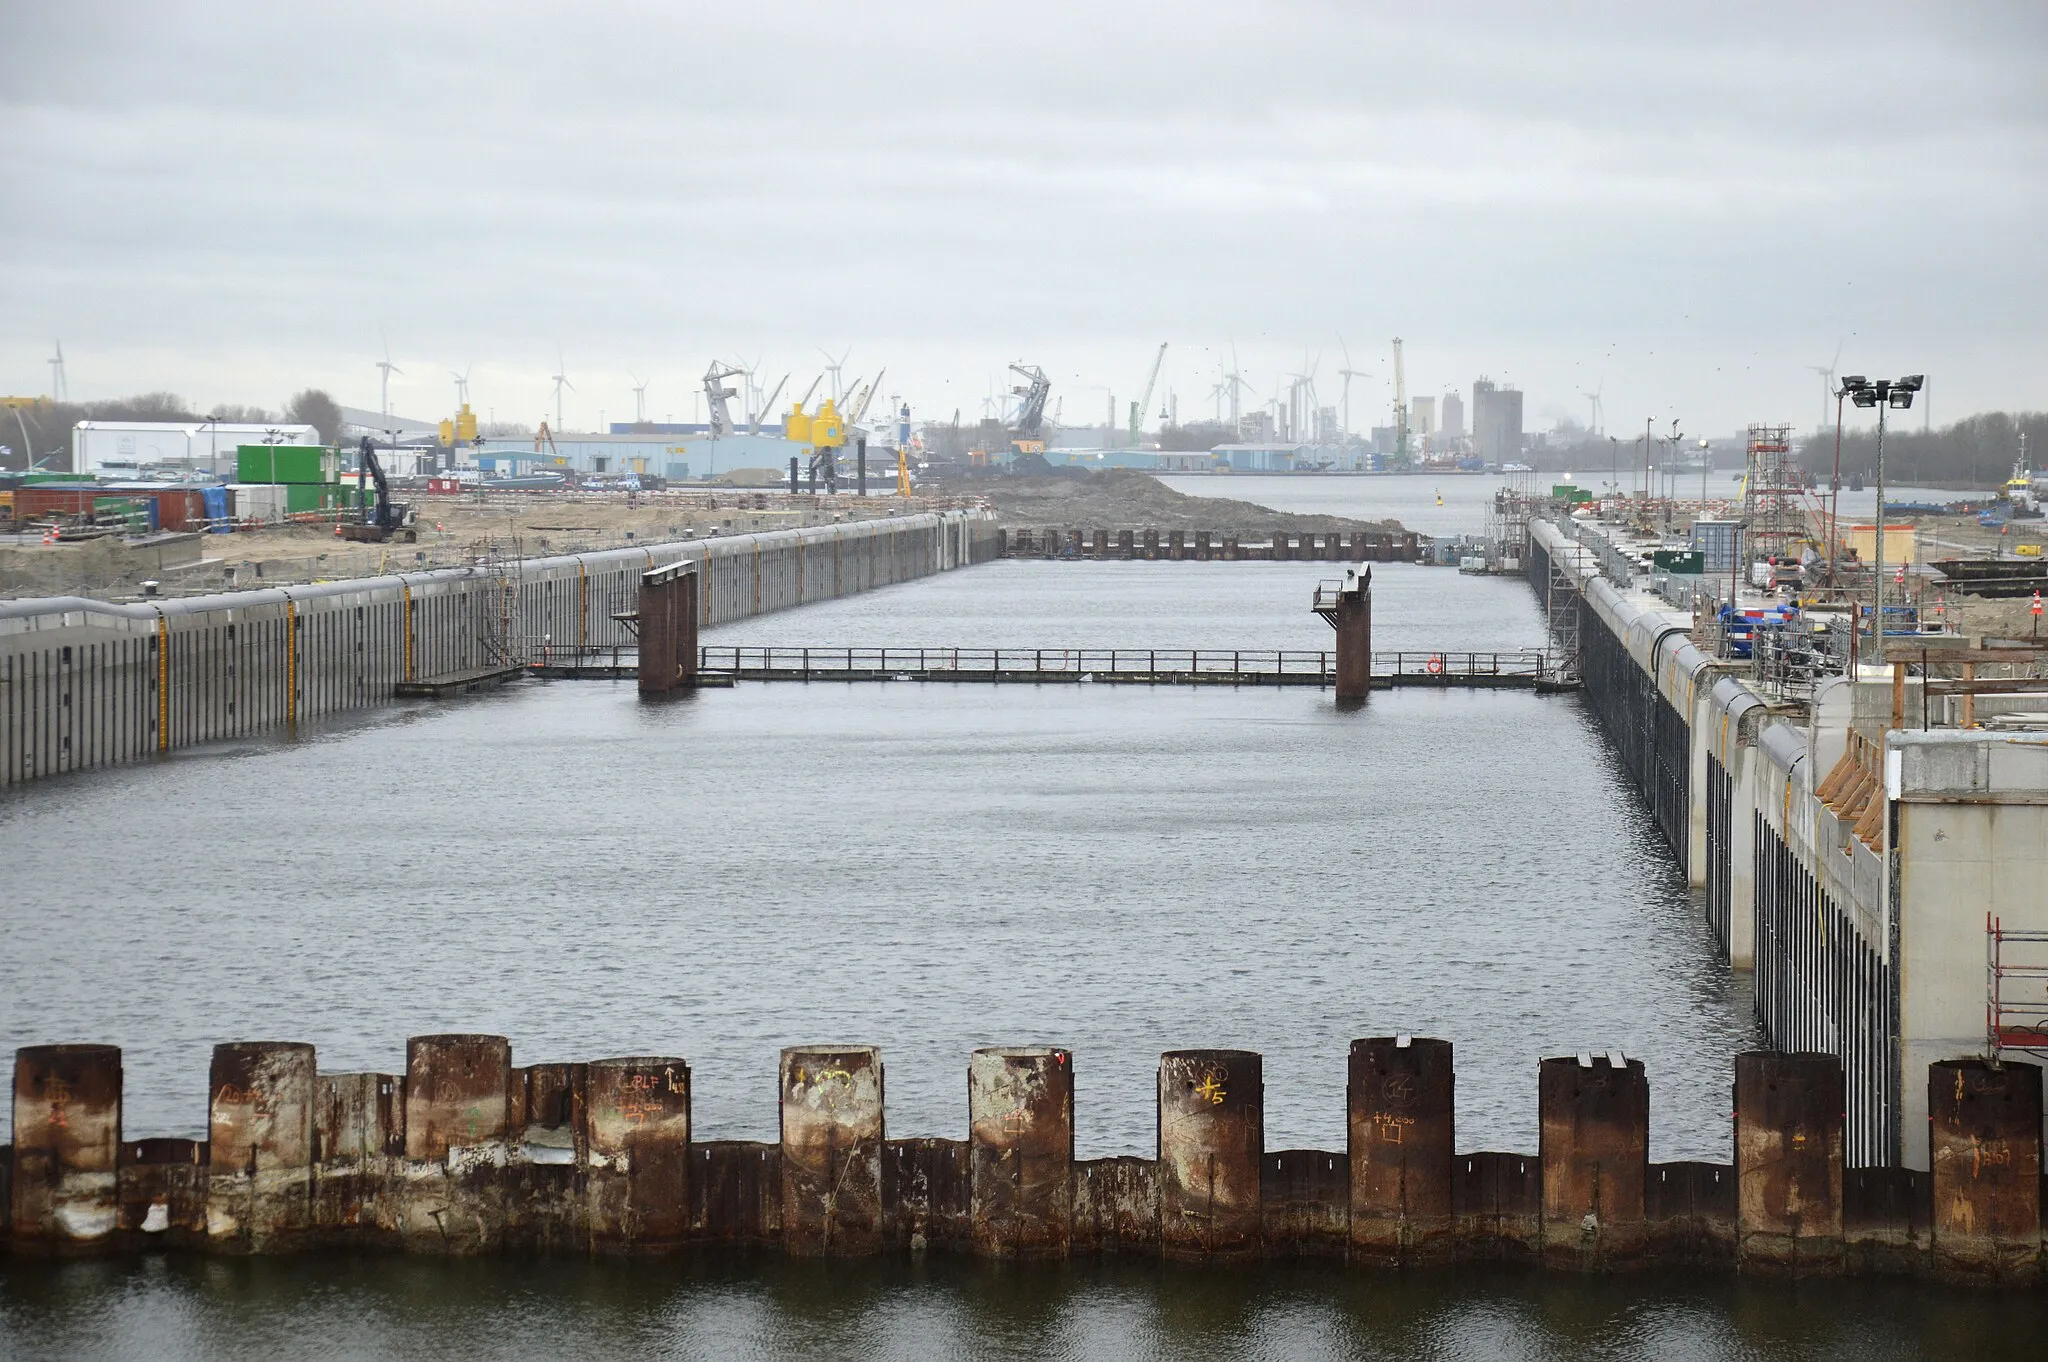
[
  {"left": 576, "top": 560, "right": 589, "bottom": 650},
  {"left": 156, "top": 613, "right": 169, "bottom": 751},
  {"left": 284, "top": 597, "right": 298, "bottom": 726}
]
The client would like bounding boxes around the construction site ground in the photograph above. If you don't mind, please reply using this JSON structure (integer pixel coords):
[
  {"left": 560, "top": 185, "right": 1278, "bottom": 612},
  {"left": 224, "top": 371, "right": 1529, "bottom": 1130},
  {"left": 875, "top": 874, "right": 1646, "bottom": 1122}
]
[{"left": 0, "top": 491, "right": 976, "bottom": 600}]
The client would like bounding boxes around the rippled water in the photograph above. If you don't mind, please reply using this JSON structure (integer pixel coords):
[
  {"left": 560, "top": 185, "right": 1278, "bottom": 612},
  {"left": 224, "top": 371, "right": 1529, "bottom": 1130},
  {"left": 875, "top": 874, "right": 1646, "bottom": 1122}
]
[
  {"left": 3, "top": 1255, "right": 2042, "bottom": 1362},
  {"left": 0, "top": 484, "right": 2029, "bottom": 1358}
]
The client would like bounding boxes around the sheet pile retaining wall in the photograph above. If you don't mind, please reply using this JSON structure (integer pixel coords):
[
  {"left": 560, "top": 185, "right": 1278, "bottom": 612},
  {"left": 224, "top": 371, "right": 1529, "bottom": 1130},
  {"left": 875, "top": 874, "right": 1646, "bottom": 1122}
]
[
  {"left": 6, "top": 1038, "right": 2041, "bottom": 1283},
  {"left": 0, "top": 511, "right": 995, "bottom": 787},
  {"left": 1529, "top": 519, "right": 1903, "bottom": 1166}
]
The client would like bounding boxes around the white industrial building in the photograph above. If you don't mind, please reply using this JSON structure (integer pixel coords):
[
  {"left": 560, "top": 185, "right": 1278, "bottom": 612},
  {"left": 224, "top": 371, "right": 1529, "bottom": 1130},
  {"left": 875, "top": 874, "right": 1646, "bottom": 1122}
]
[{"left": 71, "top": 421, "right": 320, "bottom": 478}]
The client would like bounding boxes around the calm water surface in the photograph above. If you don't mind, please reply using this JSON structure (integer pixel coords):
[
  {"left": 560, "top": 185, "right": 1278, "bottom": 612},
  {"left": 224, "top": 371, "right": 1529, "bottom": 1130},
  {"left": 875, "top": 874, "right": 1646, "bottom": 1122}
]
[{"left": 0, "top": 480, "right": 2028, "bottom": 1358}]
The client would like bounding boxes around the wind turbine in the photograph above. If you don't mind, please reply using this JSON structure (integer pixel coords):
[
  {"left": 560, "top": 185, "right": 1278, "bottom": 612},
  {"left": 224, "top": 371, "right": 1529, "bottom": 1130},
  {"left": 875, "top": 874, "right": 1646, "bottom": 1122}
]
[
  {"left": 1807, "top": 339, "right": 1844, "bottom": 430},
  {"left": 450, "top": 366, "right": 472, "bottom": 409},
  {"left": 47, "top": 340, "right": 66, "bottom": 402},
  {"left": 550, "top": 353, "right": 574, "bottom": 432},
  {"left": 376, "top": 338, "right": 403, "bottom": 420},
  {"left": 630, "top": 374, "right": 649, "bottom": 426},
  {"left": 1336, "top": 334, "right": 1368, "bottom": 439},
  {"left": 1579, "top": 379, "right": 1604, "bottom": 436},
  {"left": 819, "top": 348, "right": 851, "bottom": 404}
]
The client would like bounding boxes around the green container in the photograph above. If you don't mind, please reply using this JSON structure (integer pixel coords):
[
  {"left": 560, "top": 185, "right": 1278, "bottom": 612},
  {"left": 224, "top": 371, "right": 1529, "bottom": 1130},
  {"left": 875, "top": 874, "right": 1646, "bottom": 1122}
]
[
  {"left": 283, "top": 483, "right": 346, "bottom": 514},
  {"left": 236, "top": 444, "right": 332, "bottom": 485},
  {"left": 1652, "top": 549, "right": 1704, "bottom": 574}
]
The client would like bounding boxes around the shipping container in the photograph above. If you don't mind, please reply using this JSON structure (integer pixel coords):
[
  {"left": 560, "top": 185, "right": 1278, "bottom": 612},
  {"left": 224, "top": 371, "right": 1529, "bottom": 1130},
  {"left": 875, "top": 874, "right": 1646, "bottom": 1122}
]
[
  {"left": 228, "top": 484, "right": 288, "bottom": 521},
  {"left": 283, "top": 483, "right": 346, "bottom": 514},
  {"left": 235, "top": 444, "right": 336, "bottom": 485}
]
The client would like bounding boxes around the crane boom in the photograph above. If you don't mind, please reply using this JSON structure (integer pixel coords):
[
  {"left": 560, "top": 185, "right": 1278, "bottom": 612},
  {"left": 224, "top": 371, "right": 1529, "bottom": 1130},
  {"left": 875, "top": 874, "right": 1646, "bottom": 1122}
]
[
  {"left": 1391, "top": 337, "right": 1409, "bottom": 464},
  {"left": 1129, "top": 341, "right": 1168, "bottom": 446}
]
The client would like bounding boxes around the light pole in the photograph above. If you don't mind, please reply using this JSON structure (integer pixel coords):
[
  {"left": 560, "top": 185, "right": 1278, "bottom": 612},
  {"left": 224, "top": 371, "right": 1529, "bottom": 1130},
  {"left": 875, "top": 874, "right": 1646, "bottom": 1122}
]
[
  {"left": 1826, "top": 383, "right": 1847, "bottom": 590},
  {"left": 1839, "top": 375, "right": 1924, "bottom": 669}
]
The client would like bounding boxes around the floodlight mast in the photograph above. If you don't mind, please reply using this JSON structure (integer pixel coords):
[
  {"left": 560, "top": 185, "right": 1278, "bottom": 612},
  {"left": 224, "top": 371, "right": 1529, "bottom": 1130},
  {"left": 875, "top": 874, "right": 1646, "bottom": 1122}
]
[{"left": 1838, "top": 374, "right": 1923, "bottom": 670}]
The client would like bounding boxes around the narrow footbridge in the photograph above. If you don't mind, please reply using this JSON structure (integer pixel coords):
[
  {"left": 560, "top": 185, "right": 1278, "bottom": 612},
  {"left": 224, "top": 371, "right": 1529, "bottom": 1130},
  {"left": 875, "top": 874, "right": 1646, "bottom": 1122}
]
[{"left": 529, "top": 645, "right": 1575, "bottom": 690}]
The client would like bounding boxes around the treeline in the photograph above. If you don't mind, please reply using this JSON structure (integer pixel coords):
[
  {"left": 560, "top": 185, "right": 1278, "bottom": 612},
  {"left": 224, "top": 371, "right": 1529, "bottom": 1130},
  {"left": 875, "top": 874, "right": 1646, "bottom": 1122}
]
[
  {"left": 0, "top": 390, "right": 344, "bottom": 470},
  {"left": 1797, "top": 410, "right": 2045, "bottom": 487}
]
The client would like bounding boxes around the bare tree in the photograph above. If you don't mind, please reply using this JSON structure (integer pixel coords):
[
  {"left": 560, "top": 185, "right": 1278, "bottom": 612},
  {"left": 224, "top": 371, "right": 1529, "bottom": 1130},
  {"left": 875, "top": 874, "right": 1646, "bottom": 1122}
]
[{"left": 284, "top": 389, "right": 344, "bottom": 444}]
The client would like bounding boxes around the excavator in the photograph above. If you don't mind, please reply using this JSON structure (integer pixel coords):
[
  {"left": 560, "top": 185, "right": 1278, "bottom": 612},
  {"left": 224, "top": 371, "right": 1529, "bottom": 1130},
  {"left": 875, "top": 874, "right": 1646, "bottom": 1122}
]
[{"left": 340, "top": 436, "right": 415, "bottom": 542}]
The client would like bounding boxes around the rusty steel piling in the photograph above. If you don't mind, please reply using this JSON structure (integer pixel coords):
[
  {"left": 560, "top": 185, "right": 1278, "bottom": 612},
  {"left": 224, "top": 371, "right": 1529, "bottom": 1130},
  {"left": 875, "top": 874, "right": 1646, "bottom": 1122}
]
[
  {"left": 206, "top": 1041, "right": 316, "bottom": 1251},
  {"left": 1928, "top": 1058, "right": 2043, "bottom": 1283},
  {"left": 1539, "top": 1053, "right": 1649, "bottom": 1267},
  {"left": 1157, "top": 1049, "right": 1263, "bottom": 1261},
  {"left": 6, "top": 1040, "right": 2047, "bottom": 1279},
  {"left": 1734, "top": 1051, "right": 1844, "bottom": 1274},
  {"left": 1349, "top": 1036, "right": 1454, "bottom": 1261},
  {"left": 9, "top": 1044, "right": 122, "bottom": 1253},
  {"left": 780, "top": 1046, "right": 884, "bottom": 1256},
  {"left": 586, "top": 1057, "right": 692, "bottom": 1252},
  {"left": 967, "top": 1047, "right": 1074, "bottom": 1258}
]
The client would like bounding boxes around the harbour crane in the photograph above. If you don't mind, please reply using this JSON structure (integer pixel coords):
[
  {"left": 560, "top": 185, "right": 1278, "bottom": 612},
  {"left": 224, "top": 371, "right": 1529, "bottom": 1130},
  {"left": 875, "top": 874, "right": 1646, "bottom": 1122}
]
[
  {"left": 702, "top": 361, "right": 744, "bottom": 438},
  {"left": 1008, "top": 364, "right": 1052, "bottom": 445},
  {"left": 749, "top": 374, "right": 788, "bottom": 436},
  {"left": 1391, "top": 337, "right": 1410, "bottom": 464},
  {"left": 1128, "top": 342, "right": 1168, "bottom": 447}
]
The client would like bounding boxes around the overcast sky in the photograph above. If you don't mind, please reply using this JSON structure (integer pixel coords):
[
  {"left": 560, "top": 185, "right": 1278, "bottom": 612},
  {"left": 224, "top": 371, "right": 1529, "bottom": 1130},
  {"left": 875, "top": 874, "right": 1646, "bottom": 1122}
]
[{"left": 3, "top": 1, "right": 2044, "bottom": 439}]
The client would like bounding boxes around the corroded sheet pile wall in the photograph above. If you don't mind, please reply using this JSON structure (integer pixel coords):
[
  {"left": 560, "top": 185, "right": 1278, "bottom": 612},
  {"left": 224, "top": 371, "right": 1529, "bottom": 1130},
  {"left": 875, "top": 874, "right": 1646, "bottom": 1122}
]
[
  {"left": 6, "top": 1038, "right": 2043, "bottom": 1283},
  {"left": 0, "top": 511, "right": 996, "bottom": 786},
  {"left": 1528, "top": 519, "right": 1904, "bottom": 1168}
]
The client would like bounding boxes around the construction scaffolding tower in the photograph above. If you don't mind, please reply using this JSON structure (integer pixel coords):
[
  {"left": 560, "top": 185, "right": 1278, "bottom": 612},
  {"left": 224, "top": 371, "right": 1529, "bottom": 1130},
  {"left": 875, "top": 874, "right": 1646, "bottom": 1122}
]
[
  {"left": 1989, "top": 915, "right": 2048, "bottom": 1062},
  {"left": 1742, "top": 423, "right": 1803, "bottom": 566}
]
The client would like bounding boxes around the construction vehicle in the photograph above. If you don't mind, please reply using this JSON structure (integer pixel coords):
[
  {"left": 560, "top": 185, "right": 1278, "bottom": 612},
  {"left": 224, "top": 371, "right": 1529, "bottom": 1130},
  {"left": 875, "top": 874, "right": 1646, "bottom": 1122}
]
[{"left": 340, "top": 436, "right": 414, "bottom": 543}]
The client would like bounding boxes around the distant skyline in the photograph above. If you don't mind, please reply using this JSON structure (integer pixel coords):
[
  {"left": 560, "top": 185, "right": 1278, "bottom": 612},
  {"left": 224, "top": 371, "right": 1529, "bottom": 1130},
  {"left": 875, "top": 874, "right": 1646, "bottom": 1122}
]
[{"left": 3, "top": 2, "right": 2043, "bottom": 440}]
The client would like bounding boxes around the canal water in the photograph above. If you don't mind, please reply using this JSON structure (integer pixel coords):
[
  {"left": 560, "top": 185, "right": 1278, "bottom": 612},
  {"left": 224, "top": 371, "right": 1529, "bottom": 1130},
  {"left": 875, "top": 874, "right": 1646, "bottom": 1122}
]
[{"left": 0, "top": 479, "right": 2032, "bottom": 1360}]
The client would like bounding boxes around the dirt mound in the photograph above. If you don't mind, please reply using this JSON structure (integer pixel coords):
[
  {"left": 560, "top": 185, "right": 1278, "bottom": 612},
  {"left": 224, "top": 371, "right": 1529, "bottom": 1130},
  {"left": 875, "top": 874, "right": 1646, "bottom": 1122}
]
[{"left": 984, "top": 470, "right": 1403, "bottom": 534}]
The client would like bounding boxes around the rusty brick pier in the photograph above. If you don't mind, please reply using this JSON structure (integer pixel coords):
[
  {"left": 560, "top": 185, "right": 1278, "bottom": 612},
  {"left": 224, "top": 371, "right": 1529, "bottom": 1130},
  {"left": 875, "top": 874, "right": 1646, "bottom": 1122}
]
[{"left": 5, "top": 1038, "right": 2044, "bottom": 1284}]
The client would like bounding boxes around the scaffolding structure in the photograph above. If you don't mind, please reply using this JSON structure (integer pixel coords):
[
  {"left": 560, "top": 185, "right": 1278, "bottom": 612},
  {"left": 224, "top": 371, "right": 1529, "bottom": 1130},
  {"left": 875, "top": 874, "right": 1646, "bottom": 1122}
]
[
  {"left": 1742, "top": 424, "right": 1804, "bottom": 567},
  {"left": 1988, "top": 914, "right": 2048, "bottom": 1061}
]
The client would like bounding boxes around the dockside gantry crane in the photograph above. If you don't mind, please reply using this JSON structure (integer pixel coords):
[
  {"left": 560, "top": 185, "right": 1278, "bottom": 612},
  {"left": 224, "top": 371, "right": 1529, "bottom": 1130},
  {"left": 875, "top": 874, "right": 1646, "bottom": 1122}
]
[{"left": 1129, "top": 342, "right": 1168, "bottom": 447}]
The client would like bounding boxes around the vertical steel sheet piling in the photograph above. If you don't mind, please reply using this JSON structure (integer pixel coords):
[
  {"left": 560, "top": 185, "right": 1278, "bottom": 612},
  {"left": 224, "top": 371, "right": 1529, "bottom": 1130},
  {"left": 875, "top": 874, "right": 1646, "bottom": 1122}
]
[
  {"left": 967, "top": 1047, "right": 1074, "bottom": 1258},
  {"left": 1157, "top": 1049, "right": 1263, "bottom": 1260},
  {"left": 118, "top": 1137, "right": 205, "bottom": 1245},
  {"left": 1734, "top": 1051, "right": 1844, "bottom": 1273},
  {"left": 1093, "top": 529, "right": 1109, "bottom": 558},
  {"left": 636, "top": 562, "right": 699, "bottom": 694},
  {"left": 1539, "top": 1054, "right": 1648, "bottom": 1265},
  {"left": 312, "top": 1072, "right": 402, "bottom": 1237},
  {"left": 1349, "top": 1036, "right": 1454, "bottom": 1260},
  {"left": 780, "top": 1046, "right": 884, "bottom": 1255},
  {"left": 206, "top": 1041, "right": 316, "bottom": 1250},
  {"left": 1167, "top": 529, "right": 1185, "bottom": 560},
  {"left": 1928, "top": 1058, "right": 2043, "bottom": 1282},
  {"left": 9, "top": 1045, "right": 122, "bottom": 1251},
  {"left": 401, "top": 1035, "right": 513, "bottom": 1252},
  {"left": 405, "top": 1035, "right": 512, "bottom": 1160},
  {"left": 1118, "top": 529, "right": 1135, "bottom": 559},
  {"left": 1142, "top": 529, "right": 1159, "bottom": 559},
  {"left": 585, "top": 1056, "right": 692, "bottom": 1251},
  {"left": 1270, "top": 530, "right": 1290, "bottom": 561},
  {"left": 1195, "top": 530, "right": 1211, "bottom": 560},
  {"left": 1331, "top": 570, "right": 1373, "bottom": 704}
]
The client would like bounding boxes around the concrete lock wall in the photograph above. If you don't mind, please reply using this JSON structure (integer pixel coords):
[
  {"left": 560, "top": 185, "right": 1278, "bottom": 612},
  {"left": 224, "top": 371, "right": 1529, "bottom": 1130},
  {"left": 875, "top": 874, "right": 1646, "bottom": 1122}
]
[
  {"left": 0, "top": 511, "right": 998, "bottom": 788},
  {"left": 6, "top": 1037, "right": 2044, "bottom": 1282},
  {"left": 1528, "top": 518, "right": 2048, "bottom": 1174}
]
